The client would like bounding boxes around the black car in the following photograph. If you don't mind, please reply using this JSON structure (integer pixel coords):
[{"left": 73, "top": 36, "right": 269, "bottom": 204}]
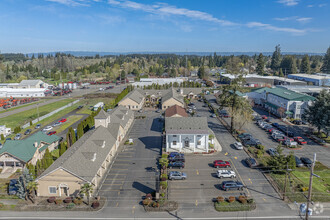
[
  {"left": 77, "top": 105, "right": 83, "bottom": 110},
  {"left": 287, "top": 131, "right": 294, "bottom": 137},
  {"left": 245, "top": 157, "right": 258, "bottom": 168},
  {"left": 5, "top": 137, "right": 11, "bottom": 141},
  {"left": 221, "top": 181, "right": 244, "bottom": 191},
  {"left": 24, "top": 129, "right": 32, "bottom": 135},
  {"left": 8, "top": 179, "right": 18, "bottom": 195},
  {"left": 168, "top": 161, "right": 185, "bottom": 169},
  {"left": 294, "top": 120, "right": 302, "bottom": 125},
  {"left": 272, "top": 123, "right": 279, "bottom": 128},
  {"left": 300, "top": 157, "right": 313, "bottom": 167},
  {"left": 169, "top": 155, "right": 185, "bottom": 163},
  {"left": 295, "top": 156, "right": 304, "bottom": 167},
  {"left": 35, "top": 124, "right": 41, "bottom": 129},
  {"left": 243, "top": 138, "right": 261, "bottom": 147}
]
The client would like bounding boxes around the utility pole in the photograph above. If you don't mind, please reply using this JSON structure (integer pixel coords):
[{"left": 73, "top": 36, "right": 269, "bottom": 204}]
[
  {"left": 37, "top": 103, "right": 40, "bottom": 122},
  {"left": 283, "top": 162, "right": 292, "bottom": 201},
  {"left": 305, "top": 153, "right": 317, "bottom": 220}
]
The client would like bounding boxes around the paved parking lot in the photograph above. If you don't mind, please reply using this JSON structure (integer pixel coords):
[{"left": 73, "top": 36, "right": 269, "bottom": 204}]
[
  {"left": 168, "top": 154, "right": 249, "bottom": 205},
  {"left": 98, "top": 111, "right": 162, "bottom": 214}
]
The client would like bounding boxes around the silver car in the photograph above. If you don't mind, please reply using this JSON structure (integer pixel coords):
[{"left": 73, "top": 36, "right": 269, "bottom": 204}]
[{"left": 169, "top": 171, "right": 187, "bottom": 180}]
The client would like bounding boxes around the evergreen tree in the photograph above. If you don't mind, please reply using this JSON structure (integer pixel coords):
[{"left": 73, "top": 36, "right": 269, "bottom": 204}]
[
  {"left": 43, "top": 148, "right": 53, "bottom": 169},
  {"left": 321, "top": 46, "right": 330, "bottom": 73},
  {"left": 77, "top": 123, "right": 84, "bottom": 139},
  {"left": 15, "top": 168, "right": 34, "bottom": 200},
  {"left": 59, "top": 142, "right": 67, "bottom": 156},
  {"left": 286, "top": 152, "right": 296, "bottom": 170},
  {"left": 1, "top": 134, "right": 4, "bottom": 141},
  {"left": 256, "top": 53, "right": 265, "bottom": 75},
  {"left": 197, "top": 66, "right": 206, "bottom": 79},
  {"left": 270, "top": 44, "right": 282, "bottom": 71},
  {"left": 301, "top": 55, "right": 311, "bottom": 74}
]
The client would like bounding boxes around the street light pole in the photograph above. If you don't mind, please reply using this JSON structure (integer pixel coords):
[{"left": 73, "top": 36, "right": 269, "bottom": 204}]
[
  {"left": 305, "top": 153, "right": 316, "bottom": 220},
  {"left": 37, "top": 103, "right": 40, "bottom": 122}
]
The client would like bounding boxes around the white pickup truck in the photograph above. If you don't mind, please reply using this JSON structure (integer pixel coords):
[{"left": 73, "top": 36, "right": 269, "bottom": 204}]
[{"left": 217, "top": 170, "right": 236, "bottom": 179}]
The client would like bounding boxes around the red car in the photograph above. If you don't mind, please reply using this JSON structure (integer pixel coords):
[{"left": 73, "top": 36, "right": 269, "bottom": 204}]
[
  {"left": 294, "top": 137, "right": 307, "bottom": 145},
  {"left": 213, "top": 160, "right": 231, "bottom": 168},
  {"left": 47, "top": 131, "right": 56, "bottom": 136},
  {"left": 59, "top": 118, "right": 67, "bottom": 123},
  {"left": 261, "top": 115, "right": 268, "bottom": 120}
]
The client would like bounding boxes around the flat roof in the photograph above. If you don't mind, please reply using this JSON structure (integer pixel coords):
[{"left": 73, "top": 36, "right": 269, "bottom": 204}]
[{"left": 289, "top": 74, "right": 330, "bottom": 80}]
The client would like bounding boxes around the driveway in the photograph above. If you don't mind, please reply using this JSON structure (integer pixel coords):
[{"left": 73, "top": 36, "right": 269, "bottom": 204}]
[{"left": 98, "top": 111, "right": 162, "bottom": 214}]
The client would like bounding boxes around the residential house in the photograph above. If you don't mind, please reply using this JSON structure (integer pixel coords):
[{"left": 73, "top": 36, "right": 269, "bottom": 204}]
[
  {"left": 36, "top": 106, "right": 134, "bottom": 197},
  {"left": 126, "top": 74, "right": 136, "bottom": 83},
  {"left": 118, "top": 89, "right": 145, "bottom": 110},
  {"left": 0, "top": 132, "right": 60, "bottom": 172},
  {"left": 165, "top": 117, "right": 209, "bottom": 153},
  {"left": 247, "top": 87, "right": 315, "bottom": 119},
  {"left": 165, "top": 105, "right": 188, "bottom": 117}
]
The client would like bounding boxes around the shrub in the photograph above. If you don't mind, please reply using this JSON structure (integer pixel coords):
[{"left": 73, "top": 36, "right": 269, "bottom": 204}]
[
  {"left": 145, "top": 193, "right": 152, "bottom": 200},
  {"left": 64, "top": 197, "right": 72, "bottom": 203},
  {"left": 152, "top": 201, "right": 160, "bottom": 208},
  {"left": 228, "top": 196, "right": 235, "bottom": 203},
  {"left": 0, "top": 202, "right": 4, "bottom": 208},
  {"left": 158, "top": 197, "right": 166, "bottom": 206},
  {"left": 247, "top": 198, "right": 254, "bottom": 204},
  {"left": 216, "top": 196, "right": 224, "bottom": 203},
  {"left": 160, "top": 181, "right": 167, "bottom": 190},
  {"left": 248, "top": 147, "right": 255, "bottom": 154},
  {"left": 209, "top": 143, "right": 214, "bottom": 149},
  {"left": 73, "top": 198, "right": 82, "bottom": 205},
  {"left": 238, "top": 195, "right": 247, "bottom": 204},
  {"left": 142, "top": 198, "right": 152, "bottom": 206},
  {"left": 66, "top": 203, "right": 75, "bottom": 209},
  {"left": 301, "top": 187, "right": 309, "bottom": 192},
  {"left": 160, "top": 173, "right": 168, "bottom": 179},
  {"left": 256, "top": 144, "right": 264, "bottom": 151},
  {"left": 160, "top": 193, "right": 165, "bottom": 198},
  {"left": 256, "top": 149, "right": 264, "bottom": 158},
  {"left": 48, "top": 197, "right": 56, "bottom": 203},
  {"left": 92, "top": 201, "right": 100, "bottom": 209},
  {"left": 55, "top": 199, "right": 63, "bottom": 205},
  {"left": 161, "top": 154, "right": 168, "bottom": 159}
]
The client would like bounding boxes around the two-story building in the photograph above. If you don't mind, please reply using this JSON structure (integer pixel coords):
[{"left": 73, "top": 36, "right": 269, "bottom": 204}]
[
  {"left": 118, "top": 89, "right": 145, "bottom": 110},
  {"left": 247, "top": 87, "right": 315, "bottom": 119},
  {"left": 165, "top": 117, "right": 209, "bottom": 153}
]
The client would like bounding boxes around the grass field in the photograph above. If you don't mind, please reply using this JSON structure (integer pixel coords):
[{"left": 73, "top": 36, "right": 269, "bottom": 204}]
[
  {"left": 0, "top": 99, "right": 74, "bottom": 129},
  {"left": 55, "top": 115, "right": 83, "bottom": 134},
  {"left": 76, "top": 98, "right": 114, "bottom": 114}
]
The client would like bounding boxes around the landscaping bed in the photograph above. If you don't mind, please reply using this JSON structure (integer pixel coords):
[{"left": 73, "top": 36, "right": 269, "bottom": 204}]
[{"left": 214, "top": 196, "right": 256, "bottom": 212}]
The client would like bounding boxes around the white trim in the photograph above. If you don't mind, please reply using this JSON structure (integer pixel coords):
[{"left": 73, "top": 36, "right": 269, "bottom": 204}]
[
  {"left": 36, "top": 166, "right": 91, "bottom": 184},
  {"left": 48, "top": 186, "right": 57, "bottom": 194}
]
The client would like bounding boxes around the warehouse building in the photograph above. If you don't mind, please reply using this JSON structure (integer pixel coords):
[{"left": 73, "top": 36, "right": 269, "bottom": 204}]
[
  {"left": 288, "top": 74, "right": 330, "bottom": 86},
  {"left": 0, "top": 88, "right": 46, "bottom": 98}
]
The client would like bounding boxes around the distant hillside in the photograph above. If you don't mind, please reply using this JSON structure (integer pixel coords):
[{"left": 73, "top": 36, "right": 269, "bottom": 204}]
[{"left": 24, "top": 51, "right": 325, "bottom": 57}]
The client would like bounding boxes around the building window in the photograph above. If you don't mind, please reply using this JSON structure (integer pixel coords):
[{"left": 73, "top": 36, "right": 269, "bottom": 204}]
[
  {"left": 173, "top": 135, "right": 177, "bottom": 137},
  {"left": 173, "top": 141, "right": 177, "bottom": 145},
  {"left": 136, "top": 106, "right": 138, "bottom": 108},
  {"left": 164, "top": 106, "right": 166, "bottom": 109},
  {"left": 49, "top": 186, "right": 57, "bottom": 194}
]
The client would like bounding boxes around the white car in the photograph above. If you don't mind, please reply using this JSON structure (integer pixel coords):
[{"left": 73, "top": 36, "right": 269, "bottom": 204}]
[
  {"left": 42, "top": 126, "right": 53, "bottom": 131},
  {"left": 217, "top": 170, "right": 236, "bottom": 179},
  {"left": 211, "top": 114, "right": 216, "bottom": 118},
  {"left": 233, "top": 142, "right": 243, "bottom": 150}
]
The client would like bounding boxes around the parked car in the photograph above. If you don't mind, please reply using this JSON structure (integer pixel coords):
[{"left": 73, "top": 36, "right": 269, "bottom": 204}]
[
  {"left": 211, "top": 114, "right": 216, "bottom": 118},
  {"left": 221, "top": 181, "right": 244, "bottom": 191},
  {"left": 294, "top": 137, "right": 307, "bottom": 145},
  {"left": 245, "top": 157, "right": 258, "bottom": 168},
  {"left": 0, "top": 143, "right": 2, "bottom": 149},
  {"left": 59, "top": 118, "right": 67, "bottom": 123},
  {"left": 52, "top": 122, "right": 62, "bottom": 127},
  {"left": 283, "top": 139, "right": 298, "bottom": 147},
  {"left": 213, "top": 160, "right": 230, "bottom": 168},
  {"left": 5, "top": 137, "right": 11, "bottom": 141},
  {"left": 287, "top": 131, "right": 295, "bottom": 137},
  {"left": 169, "top": 171, "right": 187, "bottom": 180},
  {"left": 77, "top": 105, "right": 83, "bottom": 110},
  {"left": 35, "top": 124, "right": 41, "bottom": 129},
  {"left": 169, "top": 155, "right": 185, "bottom": 162},
  {"left": 268, "top": 148, "right": 278, "bottom": 157},
  {"left": 233, "top": 142, "right": 243, "bottom": 150},
  {"left": 295, "top": 156, "right": 304, "bottom": 167},
  {"left": 243, "top": 138, "right": 261, "bottom": 147},
  {"left": 238, "top": 133, "right": 252, "bottom": 139},
  {"left": 156, "top": 109, "right": 161, "bottom": 113},
  {"left": 217, "top": 170, "right": 236, "bottom": 178},
  {"left": 300, "top": 157, "right": 313, "bottom": 167},
  {"left": 254, "top": 115, "right": 262, "bottom": 121},
  {"left": 14, "top": 134, "right": 21, "bottom": 140},
  {"left": 42, "top": 126, "right": 53, "bottom": 131},
  {"left": 261, "top": 115, "right": 268, "bottom": 119},
  {"left": 293, "top": 120, "right": 303, "bottom": 125},
  {"left": 272, "top": 123, "right": 279, "bottom": 128},
  {"left": 47, "top": 131, "right": 57, "bottom": 136},
  {"left": 168, "top": 152, "right": 184, "bottom": 158},
  {"left": 168, "top": 161, "right": 185, "bottom": 169},
  {"left": 8, "top": 179, "right": 18, "bottom": 195},
  {"left": 24, "top": 129, "right": 32, "bottom": 135}
]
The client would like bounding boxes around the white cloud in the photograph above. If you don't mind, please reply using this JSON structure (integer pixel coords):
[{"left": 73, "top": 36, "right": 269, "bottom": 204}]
[
  {"left": 274, "top": 16, "right": 312, "bottom": 23},
  {"left": 318, "top": 4, "right": 327, "bottom": 7},
  {"left": 307, "top": 4, "right": 326, "bottom": 8},
  {"left": 277, "top": 0, "right": 299, "bottom": 6},
  {"left": 108, "top": 0, "right": 237, "bottom": 26},
  {"left": 46, "top": 0, "right": 100, "bottom": 7},
  {"left": 247, "top": 22, "right": 306, "bottom": 35}
]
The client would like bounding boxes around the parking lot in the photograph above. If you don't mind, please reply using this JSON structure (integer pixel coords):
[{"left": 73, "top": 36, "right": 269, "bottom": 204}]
[{"left": 168, "top": 154, "right": 249, "bottom": 205}]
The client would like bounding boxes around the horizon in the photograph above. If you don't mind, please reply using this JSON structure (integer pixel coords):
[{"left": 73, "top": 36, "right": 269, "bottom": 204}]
[{"left": 0, "top": 0, "right": 329, "bottom": 53}]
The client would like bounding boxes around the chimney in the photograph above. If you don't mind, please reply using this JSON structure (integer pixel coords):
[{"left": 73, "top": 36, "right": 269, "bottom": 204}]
[{"left": 34, "top": 142, "right": 38, "bottom": 148}]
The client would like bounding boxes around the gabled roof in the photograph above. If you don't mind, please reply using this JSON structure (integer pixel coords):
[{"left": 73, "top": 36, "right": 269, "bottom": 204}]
[
  {"left": 37, "top": 126, "right": 117, "bottom": 183},
  {"left": 109, "top": 106, "right": 134, "bottom": 129},
  {"left": 162, "top": 88, "right": 184, "bottom": 104},
  {"left": 94, "top": 109, "right": 108, "bottom": 119},
  {"left": 165, "top": 117, "right": 209, "bottom": 134},
  {"left": 165, "top": 105, "right": 188, "bottom": 117},
  {"left": 19, "top": 80, "right": 42, "bottom": 86},
  {"left": 120, "top": 89, "right": 145, "bottom": 104},
  {"left": 253, "top": 87, "right": 315, "bottom": 101},
  {"left": 0, "top": 131, "right": 60, "bottom": 163}
]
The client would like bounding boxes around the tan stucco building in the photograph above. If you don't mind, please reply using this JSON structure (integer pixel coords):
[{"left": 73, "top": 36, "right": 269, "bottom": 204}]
[
  {"left": 118, "top": 89, "right": 145, "bottom": 110},
  {"left": 36, "top": 106, "right": 134, "bottom": 197},
  {"left": 161, "top": 88, "right": 184, "bottom": 110}
]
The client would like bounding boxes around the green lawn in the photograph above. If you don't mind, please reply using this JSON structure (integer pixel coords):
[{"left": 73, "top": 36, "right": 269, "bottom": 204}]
[
  {"left": 55, "top": 115, "right": 83, "bottom": 134},
  {"left": 76, "top": 98, "right": 114, "bottom": 115},
  {"left": 0, "top": 99, "right": 74, "bottom": 129},
  {"left": 292, "top": 170, "right": 330, "bottom": 194}
]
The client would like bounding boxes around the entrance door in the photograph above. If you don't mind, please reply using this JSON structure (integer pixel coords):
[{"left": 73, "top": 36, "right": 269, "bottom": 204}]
[
  {"left": 184, "top": 140, "right": 189, "bottom": 148},
  {"left": 61, "top": 187, "right": 68, "bottom": 196}
]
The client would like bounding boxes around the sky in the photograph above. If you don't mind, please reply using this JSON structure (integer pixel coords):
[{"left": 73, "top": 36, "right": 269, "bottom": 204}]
[{"left": 0, "top": 0, "right": 329, "bottom": 53}]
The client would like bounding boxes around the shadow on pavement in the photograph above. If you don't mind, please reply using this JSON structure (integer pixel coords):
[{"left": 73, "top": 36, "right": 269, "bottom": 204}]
[
  {"left": 132, "top": 181, "right": 154, "bottom": 194},
  {"left": 139, "top": 136, "right": 162, "bottom": 153}
]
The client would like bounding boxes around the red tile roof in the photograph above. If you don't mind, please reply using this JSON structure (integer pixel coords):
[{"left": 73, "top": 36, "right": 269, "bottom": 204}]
[{"left": 165, "top": 105, "right": 188, "bottom": 117}]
